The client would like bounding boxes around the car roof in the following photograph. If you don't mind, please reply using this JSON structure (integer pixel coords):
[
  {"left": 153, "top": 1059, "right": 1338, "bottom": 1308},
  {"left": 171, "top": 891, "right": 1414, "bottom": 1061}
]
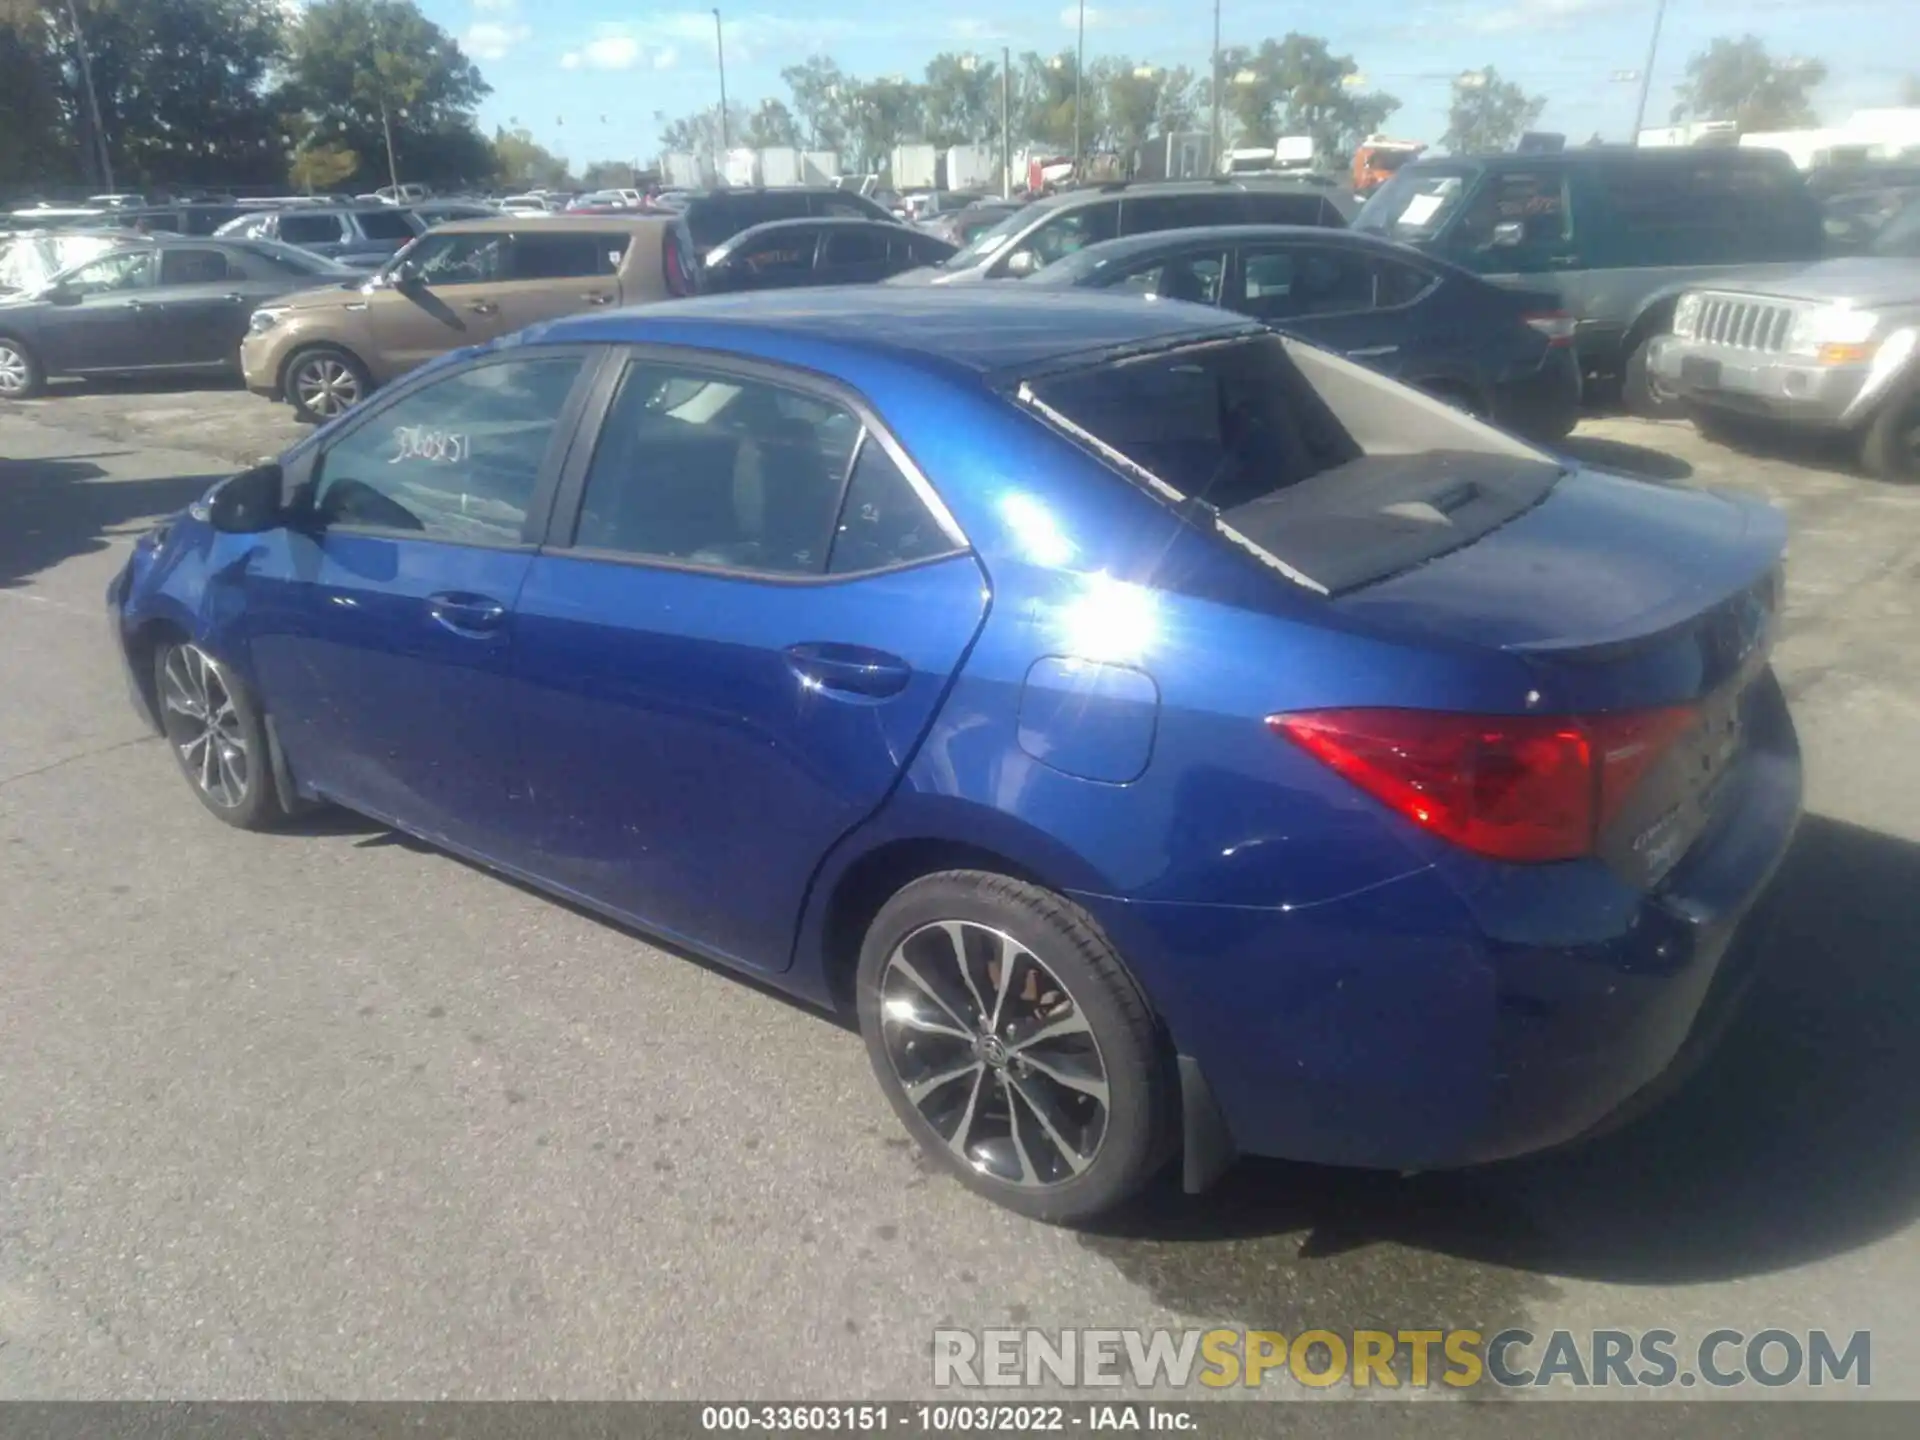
[
  {"left": 1407, "top": 147, "right": 1796, "bottom": 170},
  {"left": 428, "top": 214, "right": 681, "bottom": 236},
  {"left": 681, "top": 187, "right": 861, "bottom": 201},
  {"left": 1033, "top": 223, "right": 1418, "bottom": 264},
  {"left": 536, "top": 286, "right": 1257, "bottom": 379},
  {"left": 1022, "top": 179, "right": 1344, "bottom": 213}
]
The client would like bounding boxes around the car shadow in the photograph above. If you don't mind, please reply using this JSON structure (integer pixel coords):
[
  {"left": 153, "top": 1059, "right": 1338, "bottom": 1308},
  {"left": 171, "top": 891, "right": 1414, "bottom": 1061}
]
[
  {"left": 1079, "top": 812, "right": 1920, "bottom": 1324},
  {"left": 1558, "top": 434, "right": 1694, "bottom": 482},
  {"left": 44, "top": 372, "right": 247, "bottom": 397},
  {"left": 0, "top": 454, "right": 220, "bottom": 591}
]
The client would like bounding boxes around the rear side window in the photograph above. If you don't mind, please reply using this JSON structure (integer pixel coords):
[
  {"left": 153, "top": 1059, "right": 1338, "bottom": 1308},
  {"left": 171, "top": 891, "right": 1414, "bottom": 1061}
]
[
  {"left": 829, "top": 439, "right": 954, "bottom": 574},
  {"left": 1234, "top": 245, "right": 1376, "bottom": 321},
  {"left": 158, "top": 248, "right": 232, "bottom": 284},
  {"left": 1243, "top": 191, "right": 1341, "bottom": 227},
  {"left": 356, "top": 209, "right": 418, "bottom": 241},
  {"left": 822, "top": 227, "right": 889, "bottom": 265},
  {"left": 1593, "top": 159, "right": 1820, "bottom": 264},
  {"left": 513, "top": 231, "right": 623, "bottom": 279},
  {"left": 572, "top": 364, "right": 855, "bottom": 575},
  {"left": 278, "top": 212, "right": 346, "bottom": 244}
]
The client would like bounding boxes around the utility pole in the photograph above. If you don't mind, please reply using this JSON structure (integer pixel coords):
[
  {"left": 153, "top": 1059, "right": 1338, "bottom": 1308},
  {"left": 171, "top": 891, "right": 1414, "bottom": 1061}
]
[
  {"left": 1210, "top": 0, "right": 1221, "bottom": 175},
  {"left": 1001, "top": 46, "right": 1012, "bottom": 198},
  {"left": 712, "top": 8, "right": 730, "bottom": 167},
  {"left": 1631, "top": 0, "right": 1670, "bottom": 143},
  {"left": 63, "top": 0, "right": 113, "bottom": 192},
  {"left": 1073, "top": 0, "right": 1085, "bottom": 175},
  {"left": 378, "top": 95, "right": 400, "bottom": 192}
]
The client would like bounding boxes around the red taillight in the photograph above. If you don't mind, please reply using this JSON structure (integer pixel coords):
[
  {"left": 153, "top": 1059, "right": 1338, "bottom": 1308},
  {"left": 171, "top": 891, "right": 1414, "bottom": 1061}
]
[
  {"left": 1269, "top": 706, "right": 1696, "bottom": 864},
  {"left": 664, "top": 231, "right": 692, "bottom": 295},
  {"left": 1523, "top": 311, "right": 1576, "bottom": 348}
]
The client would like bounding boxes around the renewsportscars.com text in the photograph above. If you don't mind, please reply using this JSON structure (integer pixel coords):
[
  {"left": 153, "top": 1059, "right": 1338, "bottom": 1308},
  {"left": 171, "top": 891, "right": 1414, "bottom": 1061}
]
[{"left": 932, "top": 1327, "right": 1871, "bottom": 1390}]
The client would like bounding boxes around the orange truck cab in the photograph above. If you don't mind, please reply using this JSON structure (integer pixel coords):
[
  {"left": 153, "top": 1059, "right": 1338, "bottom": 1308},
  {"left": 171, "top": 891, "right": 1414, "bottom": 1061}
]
[{"left": 1353, "top": 139, "right": 1426, "bottom": 196}]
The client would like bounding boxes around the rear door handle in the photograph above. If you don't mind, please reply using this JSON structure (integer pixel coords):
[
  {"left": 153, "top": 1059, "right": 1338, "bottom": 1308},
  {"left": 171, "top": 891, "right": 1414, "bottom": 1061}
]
[
  {"left": 785, "top": 642, "right": 911, "bottom": 699},
  {"left": 222, "top": 292, "right": 248, "bottom": 304},
  {"left": 427, "top": 591, "right": 507, "bottom": 636},
  {"left": 465, "top": 301, "right": 499, "bottom": 315},
  {"left": 582, "top": 292, "right": 614, "bottom": 305}
]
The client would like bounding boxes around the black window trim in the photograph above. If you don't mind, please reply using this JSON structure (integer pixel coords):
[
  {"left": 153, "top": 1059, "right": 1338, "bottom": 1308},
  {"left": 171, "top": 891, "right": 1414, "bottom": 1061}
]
[
  {"left": 1231, "top": 240, "right": 1437, "bottom": 321},
  {"left": 290, "top": 343, "right": 608, "bottom": 551},
  {"left": 543, "top": 341, "right": 972, "bottom": 586}
]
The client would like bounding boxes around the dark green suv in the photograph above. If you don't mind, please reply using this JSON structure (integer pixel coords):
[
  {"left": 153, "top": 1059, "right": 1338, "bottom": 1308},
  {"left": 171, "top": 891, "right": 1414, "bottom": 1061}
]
[{"left": 1352, "top": 147, "right": 1824, "bottom": 415}]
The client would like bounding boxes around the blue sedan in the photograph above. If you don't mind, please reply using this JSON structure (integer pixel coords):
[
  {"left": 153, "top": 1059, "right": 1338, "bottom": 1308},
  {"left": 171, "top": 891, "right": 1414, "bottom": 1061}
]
[{"left": 108, "top": 288, "right": 1800, "bottom": 1223}]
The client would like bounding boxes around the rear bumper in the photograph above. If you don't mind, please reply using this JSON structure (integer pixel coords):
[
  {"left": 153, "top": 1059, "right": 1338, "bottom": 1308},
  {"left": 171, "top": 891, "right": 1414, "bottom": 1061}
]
[
  {"left": 1647, "top": 334, "right": 1868, "bottom": 429},
  {"left": 1493, "top": 345, "right": 1583, "bottom": 441},
  {"left": 1075, "top": 671, "right": 1802, "bottom": 1174}
]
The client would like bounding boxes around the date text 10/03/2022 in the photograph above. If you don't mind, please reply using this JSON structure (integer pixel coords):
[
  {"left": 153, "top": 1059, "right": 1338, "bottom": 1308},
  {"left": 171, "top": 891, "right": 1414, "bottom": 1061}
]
[{"left": 701, "top": 1406, "right": 1195, "bottom": 1431}]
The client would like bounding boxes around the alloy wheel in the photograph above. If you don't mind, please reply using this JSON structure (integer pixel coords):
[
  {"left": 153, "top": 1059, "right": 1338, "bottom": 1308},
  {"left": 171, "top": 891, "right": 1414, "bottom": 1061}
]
[
  {"left": 0, "top": 343, "right": 29, "bottom": 396},
  {"left": 877, "top": 920, "right": 1110, "bottom": 1188},
  {"left": 160, "top": 645, "right": 250, "bottom": 809},
  {"left": 292, "top": 356, "right": 360, "bottom": 417}
]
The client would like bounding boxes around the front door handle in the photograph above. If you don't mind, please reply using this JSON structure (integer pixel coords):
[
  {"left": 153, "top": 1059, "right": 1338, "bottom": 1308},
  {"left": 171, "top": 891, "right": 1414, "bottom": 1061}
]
[
  {"left": 427, "top": 591, "right": 507, "bottom": 636},
  {"left": 785, "top": 642, "right": 911, "bottom": 699},
  {"left": 222, "top": 292, "right": 248, "bottom": 304},
  {"left": 1347, "top": 344, "right": 1399, "bottom": 358},
  {"left": 581, "top": 292, "right": 614, "bottom": 305},
  {"left": 466, "top": 300, "right": 499, "bottom": 316}
]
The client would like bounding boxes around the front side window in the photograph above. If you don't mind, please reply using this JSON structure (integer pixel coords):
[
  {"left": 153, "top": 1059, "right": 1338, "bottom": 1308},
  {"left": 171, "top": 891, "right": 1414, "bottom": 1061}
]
[
  {"left": 1008, "top": 204, "right": 1119, "bottom": 272},
  {"left": 311, "top": 356, "right": 583, "bottom": 543},
  {"left": 58, "top": 249, "right": 156, "bottom": 295},
  {"left": 1108, "top": 250, "right": 1227, "bottom": 305},
  {"left": 823, "top": 227, "right": 889, "bottom": 265},
  {"left": 356, "top": 209, "right": 419, "bottom": 242},
  {"left": 573, "top": 364, "right": 859, "bottom": 575},
  {"left": 729, "top": 231, "right": 814, "bottom": 279},
  {"left": 1444, "top": 169, "right": 1575, "bottom": 272}
]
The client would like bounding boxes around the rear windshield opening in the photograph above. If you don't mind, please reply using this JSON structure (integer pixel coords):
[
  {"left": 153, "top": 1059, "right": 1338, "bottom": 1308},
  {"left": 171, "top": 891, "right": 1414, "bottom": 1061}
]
[{"left": 1020, "top": 333, "right": 1564, "bottom": 594}]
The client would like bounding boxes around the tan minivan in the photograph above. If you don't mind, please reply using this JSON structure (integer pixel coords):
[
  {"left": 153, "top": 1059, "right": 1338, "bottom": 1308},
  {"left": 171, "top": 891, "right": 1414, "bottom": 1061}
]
[{"left": 240, "top": 214, "right": 697, "bottom": 421}]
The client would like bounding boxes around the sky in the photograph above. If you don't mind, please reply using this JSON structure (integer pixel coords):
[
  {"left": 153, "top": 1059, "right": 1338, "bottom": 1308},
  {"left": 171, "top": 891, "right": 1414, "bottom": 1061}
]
[{"left": 419, "top": 0, "right": 1920, "bottom": 167}]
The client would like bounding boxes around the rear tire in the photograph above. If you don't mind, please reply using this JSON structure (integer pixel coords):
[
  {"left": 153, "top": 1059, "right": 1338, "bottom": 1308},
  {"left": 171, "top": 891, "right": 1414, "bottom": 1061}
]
[
  {"left": 1859, "top": 389, "right": 1920, "bottom": 484},
  {"left": 856, "top": 871, "right": 1170, "bottom": 1225},
  {"left": 1622, "top": 334, "right": 1684, "bottom": 419},
  {"left": 283, "top": 345, "right": 371, "bottom": 424},
  {"left": 153, "top": 640, "right": 289, "bottom": 831},
  {"left": 0, "top": 335, "right": 43, "bottom": 399}
]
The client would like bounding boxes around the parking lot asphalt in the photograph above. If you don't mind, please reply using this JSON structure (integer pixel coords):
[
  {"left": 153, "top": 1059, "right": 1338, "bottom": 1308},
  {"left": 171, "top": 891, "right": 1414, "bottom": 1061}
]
[{"left": 3, "top": 384, "right": 1920, "bottom": 1401}]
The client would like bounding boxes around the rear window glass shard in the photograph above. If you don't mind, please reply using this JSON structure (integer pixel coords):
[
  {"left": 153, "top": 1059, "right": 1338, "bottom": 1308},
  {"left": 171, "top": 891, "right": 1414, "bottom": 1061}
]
[{"left": 1016, "top": 333, "right": 1563, "bottom": 596}]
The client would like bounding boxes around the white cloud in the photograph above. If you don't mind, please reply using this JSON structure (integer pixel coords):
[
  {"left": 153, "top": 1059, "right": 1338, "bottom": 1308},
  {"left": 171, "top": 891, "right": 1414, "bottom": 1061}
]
[
  {"left": 560, "top": 51, "right": 581, "bottom": 70},
  {"left": 1059, "top": 5, "right": 1158, "bottom": 28},
  {"left": 463, "top": 21, "right": 529, "bottom": 61},
  {"left": 1458, "top": 0, "right": 1630, "bottom": 33},
  {"left": 581, "top": 34, "right": 642, "bottom": 69},
  {"left": 559, "top": 12, "right": 861, "bottom": 71},
  {"left": 948, "top": 18, "right": 1011, "bottom": 41},
  {"left": 653, "top": 47, "right": 680, "bottom": 72}
]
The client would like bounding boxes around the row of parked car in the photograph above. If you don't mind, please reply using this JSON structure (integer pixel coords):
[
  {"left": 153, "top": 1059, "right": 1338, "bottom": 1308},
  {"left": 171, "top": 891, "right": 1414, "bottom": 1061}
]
[{"left": 6, "top": 148, "right": 1920, "bottom": 476}]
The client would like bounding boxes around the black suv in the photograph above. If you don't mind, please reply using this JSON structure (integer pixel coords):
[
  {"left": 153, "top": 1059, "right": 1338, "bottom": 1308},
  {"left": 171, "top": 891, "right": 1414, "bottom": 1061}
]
[
  {"left": 677, "top": 188, "right": 898, "bottom": 259},
  {"left": 1351, "top": 146, "right": 1825, "bottom": 414},
  {"left": 892, "top": 179, "right": 1354, "bottom": 286}
]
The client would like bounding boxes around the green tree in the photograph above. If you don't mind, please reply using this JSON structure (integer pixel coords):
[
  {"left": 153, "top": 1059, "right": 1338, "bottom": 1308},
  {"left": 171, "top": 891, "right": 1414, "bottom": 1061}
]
[
  {"left": 742, "top": 98, "right": 802, "bottom": 149},
  {"left": 921, "top": 51, "right": 999, "bottom": 148},
  {"left": 1673, "top": 35, "right": 1826, "bottom": 131},
  {"left": 780, "top": 55, "right": 850, "bottom": 154},
  {"left": 1090, "top": 60, "right": 1202, "bottom": 159},
  {"left": 491, "top": 124, "right": 570, "bottom": 190},
  {"left": 0, "top": 1, "right": 69, "bottom": 190},
  {"left": 279, "top": 0, "right": 491, "bottom": 189},
  {"left": 35, "top": 0, "right": 287, "bottom": 190},
  {"left": 1212, "top": 34, "right": 1400, "bottom": 168},
  {"left": 289, "top": 141, "right": 359, "bottom": 194},
  {"left": 579, "top": 159, "right": 634, "bottom": 189},
  {"left": 1440, "top": 67, "right": 1546, "bottom": 154},
  {"left": 842, "top": 77, "right": 926, "bottom": 171},
  {"left": 655, "top": 102, "right": 749, "bottom": 160},
  {"left": 1015, "top": 51, "right": 1081, "bottom": 151}
]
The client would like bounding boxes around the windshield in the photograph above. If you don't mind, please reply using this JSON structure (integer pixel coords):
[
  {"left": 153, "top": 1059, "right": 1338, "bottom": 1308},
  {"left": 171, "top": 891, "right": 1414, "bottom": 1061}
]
[
  {"left": 945, "top": 205, "right": 1029, "bottom": 267},
  {"left": 0, "top": 232, "right": 120, "bottom": 292},
  {"left": 1354, "top": 168, "right": 1474, "bottom": 241}
]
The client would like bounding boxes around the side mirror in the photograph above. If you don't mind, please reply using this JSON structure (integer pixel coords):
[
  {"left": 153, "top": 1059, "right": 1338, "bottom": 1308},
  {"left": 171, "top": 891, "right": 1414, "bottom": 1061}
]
[
  {"left": 1490, "top": 221, "right": 1525, "bottom": 249},
  {"left": 1004, "top": 249, "right": 1039, "bottom": 278},
  {"left": 388, "top": 260, "right": 423, "bottom": 291},
  {"left": 202, "top": 462, "right": 285, "bottom": 534}
]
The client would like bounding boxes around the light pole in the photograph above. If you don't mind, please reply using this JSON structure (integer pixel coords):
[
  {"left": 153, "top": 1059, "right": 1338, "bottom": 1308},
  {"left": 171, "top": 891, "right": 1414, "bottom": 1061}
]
[
  {"left": 1631, "top": 0, "right": 1669, "bottom": 142},
  {"left": 1209, "top": 0, "right": 1221, "bottom": 174},
  {"left": 1073, "top": 0, "right": 1085, "bottom": 174},
  {"left": 712, "top": 8, "right": 730, "bottom": 163},
  {"left": 62, "top": 0, "right": 113, "bottom": 192},
  {"left": 1001, "top": 45, "right": 1012, "bottom": 198}
]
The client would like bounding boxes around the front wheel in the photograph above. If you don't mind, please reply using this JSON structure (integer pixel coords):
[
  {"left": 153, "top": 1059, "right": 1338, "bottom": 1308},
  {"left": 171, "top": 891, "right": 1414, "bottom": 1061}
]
[
  {"left": 154, "top": 640, "right": 288, "bottom": 830},
  {"left": 283, "top": 345, "right": 371, "bottom": 424},
  {"left": 1622, "top": 335, "right": 1685, "bottom": 419},
  {"left": 856, "top": 871, "right": 1170, "bottom": 1224},
  {"left": 1859, "top": 389, "right": 1920, "bottom": 483},
  {"left": 0, "top": 335, "right": 43, "bottom": 399}
]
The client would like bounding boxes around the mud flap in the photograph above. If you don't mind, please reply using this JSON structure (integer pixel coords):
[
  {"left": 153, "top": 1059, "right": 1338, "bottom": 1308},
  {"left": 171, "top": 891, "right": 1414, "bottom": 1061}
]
[{"left": 1179, "top": 1054, "right": 1237, "bottom": 1194}]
